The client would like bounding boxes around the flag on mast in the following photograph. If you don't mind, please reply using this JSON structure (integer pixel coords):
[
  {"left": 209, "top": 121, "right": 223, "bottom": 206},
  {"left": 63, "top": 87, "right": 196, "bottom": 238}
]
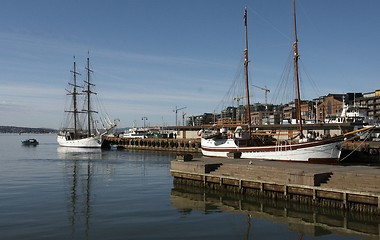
[{"left": 244, "top": 7, "right": 247, "bottom": 26}]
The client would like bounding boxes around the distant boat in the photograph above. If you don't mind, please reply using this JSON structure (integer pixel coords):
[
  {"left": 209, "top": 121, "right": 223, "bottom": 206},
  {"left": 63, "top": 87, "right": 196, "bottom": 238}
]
[
  {"left": 57, "top": 57, "right": 117, "bottom": 148},
  {"left": 120, "top": 128, "right": 148, "bottom": 139},
  {"left": 22, "top": 138, "right": 39, "bottom": 146},
  {"left": 326, "top": 103, "right": 370, "bottom": 124},
  {"left": 200, "top": 2, "right": 375, "bottom": 163}
]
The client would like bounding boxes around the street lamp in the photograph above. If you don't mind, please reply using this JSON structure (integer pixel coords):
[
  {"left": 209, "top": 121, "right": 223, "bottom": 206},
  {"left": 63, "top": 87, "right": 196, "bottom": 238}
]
[{"left": 142, "top": 117, "right": 148, "bottom": 128}]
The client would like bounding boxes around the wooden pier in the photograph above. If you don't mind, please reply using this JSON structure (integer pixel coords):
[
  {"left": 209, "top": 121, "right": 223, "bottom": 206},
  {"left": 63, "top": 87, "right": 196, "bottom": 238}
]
[
  {"left": 103, "top": 137, "right": 201, "bottom": 153},
  {"left": 171, "top": 157, "right": 380, "bottom": 214}
]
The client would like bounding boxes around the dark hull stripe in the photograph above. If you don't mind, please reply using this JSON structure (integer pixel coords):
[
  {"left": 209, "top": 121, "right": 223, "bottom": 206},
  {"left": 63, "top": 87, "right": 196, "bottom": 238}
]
[{"left": 202, "top": 136, "right": 344, "bottom": 153}]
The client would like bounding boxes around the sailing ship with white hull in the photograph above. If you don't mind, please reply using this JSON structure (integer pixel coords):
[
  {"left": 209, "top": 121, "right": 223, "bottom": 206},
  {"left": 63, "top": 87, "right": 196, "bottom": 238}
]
[
  {"left": 201, "top": 2, "right": 374, "bottom": 163},
  {"left": 57, "top": 57, "right": 116, "bottom": 148}
]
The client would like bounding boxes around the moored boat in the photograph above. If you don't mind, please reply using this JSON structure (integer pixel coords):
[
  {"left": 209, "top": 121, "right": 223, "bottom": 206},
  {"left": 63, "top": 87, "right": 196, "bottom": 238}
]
[
  {"left": 57, "top": 56, "right": 117, "bottom": 148},
  {"left": 120, "top": 127, "right": 148, "bottom": 139},
  {"left": 22, "top": 138, "right": 39, "bottom": 146},
  {"left": 200, "top": 2, "right": 374, "bottom": 163}
]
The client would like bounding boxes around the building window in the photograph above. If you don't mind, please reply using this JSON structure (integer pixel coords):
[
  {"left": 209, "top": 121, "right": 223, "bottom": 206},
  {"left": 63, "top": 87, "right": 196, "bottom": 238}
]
[{"left": 327, "top": 101, "right": 332, "bottom": 115}]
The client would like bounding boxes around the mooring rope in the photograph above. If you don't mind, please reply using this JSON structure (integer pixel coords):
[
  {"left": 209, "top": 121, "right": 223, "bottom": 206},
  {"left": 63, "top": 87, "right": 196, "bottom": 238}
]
[{"left": 339, "top": 127, "right": 375, "bottom": 162}]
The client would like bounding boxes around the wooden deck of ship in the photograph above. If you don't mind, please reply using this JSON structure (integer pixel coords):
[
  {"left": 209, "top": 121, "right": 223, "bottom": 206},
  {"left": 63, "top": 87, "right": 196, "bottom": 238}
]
[{"left": 171, "top": 156, "right": 380, "bottom": 214}]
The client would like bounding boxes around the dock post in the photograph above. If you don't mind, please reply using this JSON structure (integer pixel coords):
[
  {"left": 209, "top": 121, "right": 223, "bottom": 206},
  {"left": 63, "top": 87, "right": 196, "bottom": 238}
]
[
  {"left": 343, "top": 192, "right": 347, "bottom": 209},
  {"left": 284, "top": 185, "right": 288, "bottom": 198}
]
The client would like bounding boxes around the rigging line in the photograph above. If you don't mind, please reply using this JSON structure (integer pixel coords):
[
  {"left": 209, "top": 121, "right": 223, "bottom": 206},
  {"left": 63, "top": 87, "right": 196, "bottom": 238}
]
[
  {"left": 270, "top": 47, "right": 293, "bottom": 105},
  {"left": 214, "top": 56, "right": 245, "bottom": 112},
  {"left": 246, "top": 5, "right": 292, "bottom": 42},
  {"left": 299, "top": 60, "right": 322, "bottom": 98},
  {"left": 296, "top": 1, "right": 321, "bottom": 36},
  {"left": 339, "top": 127, "right": 375, "bottom": 162}
]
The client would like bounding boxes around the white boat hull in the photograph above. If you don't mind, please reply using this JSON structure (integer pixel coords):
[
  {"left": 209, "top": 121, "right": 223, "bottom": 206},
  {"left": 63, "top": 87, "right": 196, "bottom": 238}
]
[
  {"left": 201, "top": 137, "right": 343, "bottom": 163},
  {"left": 57, "top": 135, "right": 103, "bottom": 148}
]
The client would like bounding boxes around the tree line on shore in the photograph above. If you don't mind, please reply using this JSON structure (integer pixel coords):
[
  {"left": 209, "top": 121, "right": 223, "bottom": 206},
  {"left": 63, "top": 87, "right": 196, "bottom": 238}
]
[{"left": 0, "top": 126, "right": 56, "bottom": 134}]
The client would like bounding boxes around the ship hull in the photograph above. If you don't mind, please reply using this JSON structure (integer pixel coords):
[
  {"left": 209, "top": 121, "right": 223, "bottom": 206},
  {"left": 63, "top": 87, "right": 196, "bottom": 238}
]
[
  {"left": 201, "top": 137, "right": 343, "bottom": 163},
  {"left": 57, "top": 134, "right": 103, "bottom": 148}
]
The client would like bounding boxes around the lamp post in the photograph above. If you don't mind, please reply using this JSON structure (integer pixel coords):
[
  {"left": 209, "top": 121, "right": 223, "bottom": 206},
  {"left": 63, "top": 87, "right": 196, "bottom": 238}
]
[{"left": 142, "top": 117, "right": 148, "bottom": 128}]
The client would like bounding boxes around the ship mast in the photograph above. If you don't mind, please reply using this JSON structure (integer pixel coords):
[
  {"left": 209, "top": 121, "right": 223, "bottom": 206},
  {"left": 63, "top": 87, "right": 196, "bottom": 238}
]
[
  {"left": 68, "top": 57, "right": 81, "bottom": 138},
  {"left": 85, "top": 57, "right": 95, "bottom": 137},
  {"left": 293, "top": 0, "right": 303, "bottom": 136},
  {"left": 73, "top": 60, "right": 78, "bottom": 137},
  {"left": 244, "top": 6, "right": 252, "bottom": 134}
]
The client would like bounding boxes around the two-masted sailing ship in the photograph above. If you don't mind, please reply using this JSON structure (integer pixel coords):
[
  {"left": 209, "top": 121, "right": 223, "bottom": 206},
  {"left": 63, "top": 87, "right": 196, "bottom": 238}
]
[
  {"left": 200, "top": 1, "right": 374, "bottom": 163},
  {"left": 57, "top": 57, "right": 116, "bottom": 148}
]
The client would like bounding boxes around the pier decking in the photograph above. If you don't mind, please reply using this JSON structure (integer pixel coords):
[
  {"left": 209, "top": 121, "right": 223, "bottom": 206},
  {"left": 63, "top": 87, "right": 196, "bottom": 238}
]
[{"left": 171, "top": 157, "right": 380, "bottom": 214}]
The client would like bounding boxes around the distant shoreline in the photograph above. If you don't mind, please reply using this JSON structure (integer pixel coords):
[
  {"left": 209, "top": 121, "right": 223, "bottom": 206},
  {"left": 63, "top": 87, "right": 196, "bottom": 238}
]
[{"left": 0, "top": 126, "right": 56, "bottom": 134}]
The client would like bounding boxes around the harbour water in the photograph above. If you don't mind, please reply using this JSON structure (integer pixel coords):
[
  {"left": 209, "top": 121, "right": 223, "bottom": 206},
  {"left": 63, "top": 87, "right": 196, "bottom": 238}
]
[{"left": 0, "top": 134, "right": 373, "bottom": 239}]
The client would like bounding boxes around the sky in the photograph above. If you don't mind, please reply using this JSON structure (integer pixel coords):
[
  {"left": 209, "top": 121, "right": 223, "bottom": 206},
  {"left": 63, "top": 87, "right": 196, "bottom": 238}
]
[{"left": 0, "top": 0, "right": 379, "bottom": 129}]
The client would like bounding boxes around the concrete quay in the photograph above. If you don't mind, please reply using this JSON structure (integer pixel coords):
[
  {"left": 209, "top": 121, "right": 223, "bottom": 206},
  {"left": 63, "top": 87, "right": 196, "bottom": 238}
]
[{"left": 171, "top": 157, "right": 380, "bottom": 214}]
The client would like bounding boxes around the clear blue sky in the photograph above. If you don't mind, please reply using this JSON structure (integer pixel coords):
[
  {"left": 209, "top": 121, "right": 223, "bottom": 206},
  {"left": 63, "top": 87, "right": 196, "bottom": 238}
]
[{"left": 0, "top": 0, "right": 379, "bottom": 128}]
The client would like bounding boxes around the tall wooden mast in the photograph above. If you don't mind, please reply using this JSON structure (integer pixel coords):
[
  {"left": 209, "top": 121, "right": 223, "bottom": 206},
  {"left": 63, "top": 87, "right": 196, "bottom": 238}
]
[
  {"left": 293, "top": 0, "right": 303, "bottom": 136},
  {"left": 244, "top": 6, "right": 252, "bottom": 133},
  {"left": 68, "top": 57, "right": 81, "bottom": 138},
  {"left": 85, "top": 56, "right": 95, "bottom": 137},
  {"left": 73, "top": 60, "right": 78, "bottom": 137}
]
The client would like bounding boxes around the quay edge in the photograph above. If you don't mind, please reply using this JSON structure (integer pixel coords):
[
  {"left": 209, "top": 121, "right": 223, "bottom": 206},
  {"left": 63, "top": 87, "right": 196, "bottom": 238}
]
[{"left": 170, "top": 157, "right": 380, "bottom": 214}]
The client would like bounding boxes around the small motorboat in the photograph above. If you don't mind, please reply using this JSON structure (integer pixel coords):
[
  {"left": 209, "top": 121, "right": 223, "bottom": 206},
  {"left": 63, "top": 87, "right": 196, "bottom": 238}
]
[{"left": 22, "top": 139, "right": 39, "bottom": 146}]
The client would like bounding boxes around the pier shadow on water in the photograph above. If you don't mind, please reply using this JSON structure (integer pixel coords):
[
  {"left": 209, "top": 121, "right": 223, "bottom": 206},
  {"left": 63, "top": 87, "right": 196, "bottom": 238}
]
[{"left": 171, "top": 182, "right": 380, "bottom": 239}]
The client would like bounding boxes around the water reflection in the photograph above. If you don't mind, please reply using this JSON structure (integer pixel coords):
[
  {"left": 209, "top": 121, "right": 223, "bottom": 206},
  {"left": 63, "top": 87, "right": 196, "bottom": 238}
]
[
  {"left": 171, "top": 182, "right": 380, "bottom": 239},
  {"left": 57, "top": 147, "right": 107, "bottom": 239},
  {"left": 57, "top": 147, "right": 102, "bottom": 160},
  {"left": 57, "top": 148, "right": 95, "bottom": 239}
]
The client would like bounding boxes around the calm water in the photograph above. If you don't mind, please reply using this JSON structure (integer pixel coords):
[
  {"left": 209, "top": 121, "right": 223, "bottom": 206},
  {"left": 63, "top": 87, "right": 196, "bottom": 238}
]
[{"left": 0, "top": 134, "right": 373, "bottom": 239}]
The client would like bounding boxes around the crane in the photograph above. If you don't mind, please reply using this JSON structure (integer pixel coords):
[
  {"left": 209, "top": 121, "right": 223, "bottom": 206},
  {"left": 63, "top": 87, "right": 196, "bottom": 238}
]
[
  {"left": 233, "top": 96, "right": 245, "bottom": 106},
  {"left": 173, "top": 106, "right": 186, "bottom": 126},
  {"left": 252, "top": 85, "right": 270, "bottom": 107},
  {"left": 252, "top": 85, "right": 270, "bottom": 124},
  {"left": 233, "top": 96, "right": 245, "bottom": 123}
]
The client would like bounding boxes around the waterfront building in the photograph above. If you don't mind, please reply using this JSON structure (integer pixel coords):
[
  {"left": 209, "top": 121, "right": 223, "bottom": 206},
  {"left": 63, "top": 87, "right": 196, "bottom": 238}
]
[
  {"left": 186, "top": 92, "right": 377, "bottom": 126},
  {"left": 317, "top": 94, "right": 344, "bottom": 123},
  {"left": 187, "top": 113, "right": 216, "bottom": 126},
  {"left": 358, "top": 89, "right": 380, "bottom": 123}
]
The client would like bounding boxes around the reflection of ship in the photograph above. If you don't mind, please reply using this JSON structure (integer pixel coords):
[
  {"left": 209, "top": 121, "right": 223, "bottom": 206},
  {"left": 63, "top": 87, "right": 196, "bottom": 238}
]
[
  {"left": 171, "top": 183, "right": 380, "bottom": 238},
  {"left": 58, "top": 146, "right": 118, "bottom": 238},
  {"left": 70, "top": 159, "right": 91, "bottom": 238},
  {"left": 57, "top": 146, "right": 104, "bottom": 238},
  {"left": 57, "top": 146, "right": 102, "bottom": 160}
]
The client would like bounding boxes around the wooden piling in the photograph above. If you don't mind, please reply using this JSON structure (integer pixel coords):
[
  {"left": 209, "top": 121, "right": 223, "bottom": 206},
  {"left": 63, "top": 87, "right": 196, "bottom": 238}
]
[{"left": 103, "top": 137, "right": 201, "bottom": 153}]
